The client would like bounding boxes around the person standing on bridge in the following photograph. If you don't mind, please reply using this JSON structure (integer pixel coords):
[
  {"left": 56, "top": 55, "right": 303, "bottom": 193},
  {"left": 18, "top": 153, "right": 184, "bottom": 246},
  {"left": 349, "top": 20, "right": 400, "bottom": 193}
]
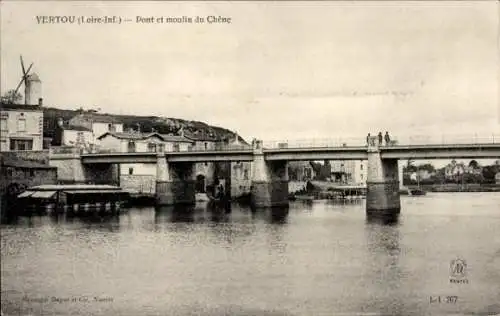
[
  {"left": 378, "top": 132, "right": 383, "bottom": 146},
  {"left": 384, "top": 131, "right": 391, "bottom": 146},
  {"left": 366, "top": 133, "right": 371, "bottom": 146}
]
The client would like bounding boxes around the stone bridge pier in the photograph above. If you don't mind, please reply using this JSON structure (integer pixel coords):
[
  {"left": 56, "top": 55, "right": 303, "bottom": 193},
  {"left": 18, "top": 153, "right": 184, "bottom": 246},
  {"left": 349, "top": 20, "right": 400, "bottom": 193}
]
[
  {"left": 156, "top": 154, "right": 196, "bottom": 206},
  {"left": 251, "top": 140, "right": 289, "bottom": 208},
  {"left": 366, "top": 136, "right": 401, "bottom": 217}
]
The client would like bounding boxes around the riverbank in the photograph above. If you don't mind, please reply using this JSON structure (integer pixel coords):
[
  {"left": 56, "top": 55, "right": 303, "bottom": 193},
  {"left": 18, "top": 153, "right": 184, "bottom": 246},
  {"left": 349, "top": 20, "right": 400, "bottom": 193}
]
[{"left": 405, "top": 183, "right": 500, "bottom": 193}]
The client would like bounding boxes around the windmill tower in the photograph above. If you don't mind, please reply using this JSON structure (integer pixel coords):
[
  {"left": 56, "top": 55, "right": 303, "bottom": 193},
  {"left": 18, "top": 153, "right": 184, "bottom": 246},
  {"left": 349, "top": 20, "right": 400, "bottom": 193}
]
[{"left": 12, "top": 55, "right": 42, "bottom": 106}]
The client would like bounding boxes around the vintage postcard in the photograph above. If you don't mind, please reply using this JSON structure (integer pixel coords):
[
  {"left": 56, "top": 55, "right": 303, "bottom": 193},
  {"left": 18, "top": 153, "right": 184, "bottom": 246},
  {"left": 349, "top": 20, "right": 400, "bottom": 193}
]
[{"left": 1, "top": 1, "right": 499, "bottom": 315}]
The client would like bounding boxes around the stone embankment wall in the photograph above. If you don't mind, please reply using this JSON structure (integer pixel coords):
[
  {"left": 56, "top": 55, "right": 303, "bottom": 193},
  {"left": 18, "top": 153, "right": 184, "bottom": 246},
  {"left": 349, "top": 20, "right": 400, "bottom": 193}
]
[
  {"left": 1, "top": 150, "right": 50, "bottom": 164},
  {"left": 121, "top": 175, "right": 156, "bottom": 194}
]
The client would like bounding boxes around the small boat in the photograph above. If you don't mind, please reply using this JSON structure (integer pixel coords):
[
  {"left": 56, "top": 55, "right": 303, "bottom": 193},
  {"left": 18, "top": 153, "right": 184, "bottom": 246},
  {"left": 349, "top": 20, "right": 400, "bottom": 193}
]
[
  {"left": 409, "top": 189, "right": 427, "bottom": 196},
  {"left": 294, "top": 195, "right": 314, "bottom": 201}
]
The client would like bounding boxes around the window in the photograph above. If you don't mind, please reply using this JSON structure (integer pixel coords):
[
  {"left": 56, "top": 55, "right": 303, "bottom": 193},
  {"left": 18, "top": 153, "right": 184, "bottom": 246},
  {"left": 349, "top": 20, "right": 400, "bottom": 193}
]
[
  {"left": 243, "top": 169, "right": 249, "bottom": 180},
  {"left": 17, "top": 118, "right": 26, "bottom": 132},
  {"left": 108, "top": 123, "right": 116, "bottom": 132},
  {"left": 0, "top": 118, "right": 7, "bottom": 132},
  {"left": 128, "top": 168, "right": 134, "bottom": 175},
  {"left": 173, "top": 144, "right": 180, "bottom": 152},
  {"left": 361, "top": 174, "right": 364, "bottom": 180},
  {"left": 30, "top": 170, "right": 35, "bottom": 177},
  {"left": 204, "top": 142, "right": 208, "bottom": 150},
  {"left": 158, "top": 144, "right": 164, "bottom": 152},
  {"left": 147, "top": 143, "right": 157, "bottom": 152},
  {"left": 127, "top": 141, "right": 136, "bottom": 153},
  {"left": 10, "top": 139, "right": 33, "bottom": 151},
  {"left": 360, "top": 164, "right": 363, "bottom": 170}
]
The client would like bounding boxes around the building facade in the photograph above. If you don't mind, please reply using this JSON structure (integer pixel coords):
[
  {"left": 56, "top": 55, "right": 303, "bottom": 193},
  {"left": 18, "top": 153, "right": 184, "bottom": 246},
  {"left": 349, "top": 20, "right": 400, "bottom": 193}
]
[
  {"left": 0, "top": 103, "right": 44, "bottom": 152},
  {"left": 68, "top": 113, "right": 124, "bottom": 144},
  {"left": 96, "top": 131, "right": 195, "bottom": 194},
  {"left": 330, "top": 160, "right": 367, "bottom": 185},
  {"left": 52, "top": 118, "right": 94, "bottom": 149}
]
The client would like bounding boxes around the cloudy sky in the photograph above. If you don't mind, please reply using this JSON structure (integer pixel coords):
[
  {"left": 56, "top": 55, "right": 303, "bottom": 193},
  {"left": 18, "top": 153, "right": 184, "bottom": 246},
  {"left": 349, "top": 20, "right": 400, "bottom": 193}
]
[{"left": 1, "top": 1, "right": 499, "bottom": 143}]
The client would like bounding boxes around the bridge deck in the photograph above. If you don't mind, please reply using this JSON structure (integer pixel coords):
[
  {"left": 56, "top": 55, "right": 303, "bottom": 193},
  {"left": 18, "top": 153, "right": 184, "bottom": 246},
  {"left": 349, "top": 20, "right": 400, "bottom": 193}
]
[{"left": 74, "top": 143, "right": 500, "bottom": 164}]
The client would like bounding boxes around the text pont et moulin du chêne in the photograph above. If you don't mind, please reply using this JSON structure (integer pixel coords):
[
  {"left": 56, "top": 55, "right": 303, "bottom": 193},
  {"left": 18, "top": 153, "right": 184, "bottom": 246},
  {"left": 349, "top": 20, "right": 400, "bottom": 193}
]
[{"left": 35, "top": 15, "right": 231, "bottom": 25}]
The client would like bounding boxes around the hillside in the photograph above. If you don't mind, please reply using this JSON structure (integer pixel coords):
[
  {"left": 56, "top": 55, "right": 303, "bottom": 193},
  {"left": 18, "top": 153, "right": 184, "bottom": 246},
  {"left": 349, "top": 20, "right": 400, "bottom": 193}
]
[{"left": 41, "top": 106, "right": 248, "bottom": 144}]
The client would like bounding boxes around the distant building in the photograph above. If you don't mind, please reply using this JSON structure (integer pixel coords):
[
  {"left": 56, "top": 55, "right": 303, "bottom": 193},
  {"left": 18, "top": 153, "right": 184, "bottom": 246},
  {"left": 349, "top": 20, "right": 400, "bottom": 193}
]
[
  {"left": 52, "top": 118, "right": 94, "bottom": 149},
  {"left": 496, "top": 172, "right": 500, "bottom": 185},
  {"left": 409, "top": 169, "right": 434, "bottom": 182},
  {"left": 96, "top": 131, "right": 194, "bottom": 195},
  {"left": 97, "top": 131, "right": 193, "bottom": 153},
  {"left": 0, "top": 155, "right": 57, "bottom": 197},
  {"left": 68, "top": 113, "right": 124, "bottom": 144},
  {"left": 330, "top": 160, "right": 367, "bottom": 185},
  {"left": 444, "top": 160, "right": 481, "bottom": 180},
  {"left": 288, "top": 161, "right": 315, "bottom": 181},
  {"left": 0, "top": 103, "right": 44, "bottom": 151}
]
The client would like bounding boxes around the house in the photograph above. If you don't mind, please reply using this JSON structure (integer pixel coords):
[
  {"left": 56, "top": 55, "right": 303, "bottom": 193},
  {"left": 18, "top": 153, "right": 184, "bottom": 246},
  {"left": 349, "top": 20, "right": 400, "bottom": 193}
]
[
  {"left": 96, "top": 131, "right": 194, "bottom": 195},
  {"left": 52, "top": 118, "right": 94, "bottom": 149},
  {"left": 68, "top": 113, "right": 123, "bottom": 144},
  {"left": 444, "top": 160, "right": 467, "bottom": 180},
  {"left": 0, "top": 155, "right": 57, "bottom": 197},
  {"left": 97, "top": 131, "right": 194, "bottom": 153},
  {"left": 183, "top": 128, "right": 218, "bottom": 151},
  {"left": 0, "top": 102, "right": 44, "bottom": 152},
  {"left": 330, "top": 160, "right": 367, "bottom": 185},
  {"left": 288, "top": 161, "right": 315, "bottom": 181}
]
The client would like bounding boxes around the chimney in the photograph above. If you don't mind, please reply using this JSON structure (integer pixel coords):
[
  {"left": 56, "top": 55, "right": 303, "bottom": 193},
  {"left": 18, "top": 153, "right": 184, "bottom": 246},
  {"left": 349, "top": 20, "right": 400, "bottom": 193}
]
[{"left": 38, "top": 98, "right": 43, "bottom": 106}]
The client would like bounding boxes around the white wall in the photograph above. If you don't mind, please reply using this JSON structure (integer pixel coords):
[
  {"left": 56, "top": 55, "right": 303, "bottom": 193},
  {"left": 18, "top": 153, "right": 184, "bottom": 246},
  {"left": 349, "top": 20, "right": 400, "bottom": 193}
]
[
  {"left": 0, "top": 109, "right": 43, "bottom": 151},
  {"left": 98, "top": 134, "right": 123, "bottom": 152},
  {"left": 120, "top": 163, "right": 156, "bottom": 175},
  {"left": 92, "top": 122, "right": 123, "bottom": 141},
  {"left": 62, "top": 130, "right": 94, "bottom": 146}
]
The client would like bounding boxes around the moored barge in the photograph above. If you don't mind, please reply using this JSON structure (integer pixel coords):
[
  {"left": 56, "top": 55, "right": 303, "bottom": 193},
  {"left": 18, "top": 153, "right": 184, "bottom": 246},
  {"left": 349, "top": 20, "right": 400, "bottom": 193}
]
[{"left": 16, "top": 184, "right": 129, "bottom": 217}]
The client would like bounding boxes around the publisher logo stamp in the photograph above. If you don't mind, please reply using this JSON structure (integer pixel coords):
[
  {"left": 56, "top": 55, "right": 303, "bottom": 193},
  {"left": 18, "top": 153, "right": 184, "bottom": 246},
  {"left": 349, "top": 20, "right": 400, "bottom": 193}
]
[{"left": 450, "top": 257, "right": 469, "bottom": 284}]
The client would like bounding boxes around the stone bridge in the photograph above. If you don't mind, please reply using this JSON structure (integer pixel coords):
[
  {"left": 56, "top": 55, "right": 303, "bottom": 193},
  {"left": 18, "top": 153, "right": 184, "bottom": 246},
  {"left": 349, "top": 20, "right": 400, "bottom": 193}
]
[{"left": 49, "top": 135, "right": 500, "bottom": 217}]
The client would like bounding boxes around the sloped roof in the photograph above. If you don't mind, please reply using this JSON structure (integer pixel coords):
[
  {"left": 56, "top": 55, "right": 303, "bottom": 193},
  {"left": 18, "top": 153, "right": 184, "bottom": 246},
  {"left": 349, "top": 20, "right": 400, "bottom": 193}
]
[
  {"left": 160, "top": 134, "right": 195, "bottom": 143},
  {"left": 27, "top": 73, "right": 41, "bottom": 81},
  {"left": 1, "top": 156, "right": 55, "bottom": 169},
  {"left": 60, "top": 123, "right": 92, "bottom": 132},
  {"left": 0, "top": 102, "right": 42, "bottom": 111},
  {"left": 97, "top": 132, "right": 164, "bottom": 141}
]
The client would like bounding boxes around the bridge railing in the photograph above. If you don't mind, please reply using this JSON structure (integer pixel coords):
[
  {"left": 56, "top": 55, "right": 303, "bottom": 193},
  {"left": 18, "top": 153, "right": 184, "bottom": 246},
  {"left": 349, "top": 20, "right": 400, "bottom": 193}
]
[
  {"left": 262, "top": 133, "right": 500, "bottom": 149},
  {"left": 393, "top": 133, "right": 500, "bottom": 146},
  {"left": 263, "top": 137, "right": 367, "bottom": 149}
]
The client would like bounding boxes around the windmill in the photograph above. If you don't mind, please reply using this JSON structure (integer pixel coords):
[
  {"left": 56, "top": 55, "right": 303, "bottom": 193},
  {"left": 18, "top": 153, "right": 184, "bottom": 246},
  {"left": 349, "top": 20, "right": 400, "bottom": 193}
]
[{"left": 11, "top": 55, "right": 34, "bottom": 104}]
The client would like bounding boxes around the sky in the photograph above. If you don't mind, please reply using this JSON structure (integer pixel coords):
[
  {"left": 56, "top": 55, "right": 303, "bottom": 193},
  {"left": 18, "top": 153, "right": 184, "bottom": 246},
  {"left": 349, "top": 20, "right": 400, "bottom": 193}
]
[{"left": 1, "top": 1, "right": 499, "bottom": 148}]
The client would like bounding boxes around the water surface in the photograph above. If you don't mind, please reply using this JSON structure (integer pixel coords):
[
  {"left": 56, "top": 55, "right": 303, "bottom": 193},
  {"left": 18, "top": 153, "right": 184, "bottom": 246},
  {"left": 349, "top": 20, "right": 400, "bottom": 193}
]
[{"left": 1, "top": 193, "right": 500, "bottom": 315}]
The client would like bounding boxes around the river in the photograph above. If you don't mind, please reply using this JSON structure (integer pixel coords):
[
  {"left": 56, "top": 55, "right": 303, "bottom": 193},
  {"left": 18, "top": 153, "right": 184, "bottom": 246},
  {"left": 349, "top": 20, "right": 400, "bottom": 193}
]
[{"left": 1, "top": 193, "right": 499, "bottom": 316}]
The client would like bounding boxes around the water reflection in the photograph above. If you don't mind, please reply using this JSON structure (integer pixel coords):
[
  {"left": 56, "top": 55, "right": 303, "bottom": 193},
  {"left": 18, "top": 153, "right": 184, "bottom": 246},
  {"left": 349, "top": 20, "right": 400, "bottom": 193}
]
[
  {"left": 366, "top": 213, "right": 400, "bottom": 226},
  {"left": 362, "top": 213, "right": 413, "bottom": 315},
  {"left": 251, "top": 207, "right": 289, "bottom": 224}
]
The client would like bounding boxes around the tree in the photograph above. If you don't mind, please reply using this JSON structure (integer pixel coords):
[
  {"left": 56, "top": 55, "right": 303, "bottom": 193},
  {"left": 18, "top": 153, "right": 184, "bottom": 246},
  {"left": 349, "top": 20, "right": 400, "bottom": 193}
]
[
  {"left": 1, "top": 90, "right": 23, "bottom": 104},
  {"left": 418, "top": 163, "right": 435, "bottom": 173},
  {"left": 468, "top": 160, "right": 480, "bottom": 169}
]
